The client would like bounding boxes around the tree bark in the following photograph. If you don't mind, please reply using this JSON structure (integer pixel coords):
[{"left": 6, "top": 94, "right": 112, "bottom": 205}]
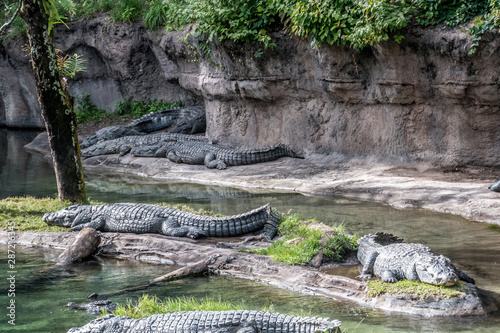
[{"left": 19, "top": 0, "right": 85, "bottom": 202}]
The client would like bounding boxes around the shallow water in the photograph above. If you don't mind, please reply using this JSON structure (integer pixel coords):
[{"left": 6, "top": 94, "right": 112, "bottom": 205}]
[{"left": 1, "top": 129, "right": 500, "bottom": 332}]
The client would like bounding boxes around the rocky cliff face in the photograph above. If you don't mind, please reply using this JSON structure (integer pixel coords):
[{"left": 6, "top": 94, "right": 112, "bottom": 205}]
[{"left": 1, "top": 17, "right": 499, "bottom": 167}]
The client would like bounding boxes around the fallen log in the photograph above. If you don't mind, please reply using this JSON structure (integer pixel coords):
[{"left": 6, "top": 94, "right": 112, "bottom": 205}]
[
  {"left": 57, "top": 228, "right": 101, "bottom": 265},
  {"left": 89, "top": 256, "right": 216, "bottom": 299}
]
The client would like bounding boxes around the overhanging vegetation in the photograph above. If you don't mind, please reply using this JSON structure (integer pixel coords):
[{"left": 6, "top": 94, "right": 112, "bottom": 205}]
[{"left": 2, "top": 1, "right": 499, "bottom": 53}]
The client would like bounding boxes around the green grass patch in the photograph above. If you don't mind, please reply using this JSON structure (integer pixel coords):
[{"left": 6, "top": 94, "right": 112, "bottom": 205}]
[
  {"left": 0, "top": 196, "right": 71, "bottom": 232},
  {"left": 366, "top": 280, "right": 466, "bottom": 299},
  {"left": 245, "top": 214, "right": 358, "bottom": 265},
  {"left": 111, "top": 294, "right": 271, "bottom": 319},
  {"left": 74, "top": 94, "right": 183, "bottom": 124},
  {"left": 488, "top": 224, "right": 500, "bottom": 232}
]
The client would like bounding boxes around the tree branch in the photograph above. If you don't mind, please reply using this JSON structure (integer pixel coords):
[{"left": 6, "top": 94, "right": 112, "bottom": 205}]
[{"left": 0, "top": 0, "right": 22, "bottom": 35}]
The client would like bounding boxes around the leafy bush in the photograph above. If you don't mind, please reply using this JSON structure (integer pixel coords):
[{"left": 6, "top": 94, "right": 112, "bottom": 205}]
[
  {"left": 74, "top": 94, "right": 107, "bottom": 123},
  {"left": 188, "top": 0, "right": 276, "bottom": 50},
  {"left": 248, "top": 214, "right": 358, "bottom": 265},
  {"left": 111, "top": 0, "right": 145, "bottom": 23},
  {"left": 113, "top": 97, "right": 182, "bottom": 118},
  {"left": 75, "top": 95, "right": 182, "bottom": 124}
]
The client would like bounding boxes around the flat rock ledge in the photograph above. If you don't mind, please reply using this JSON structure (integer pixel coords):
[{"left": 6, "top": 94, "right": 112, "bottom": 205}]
[
  {"left": 25, "top": 132, "right": 500, "bottom": 225},
  {"left": 1, "top": 230, "right": 496, "bottom": 317}
]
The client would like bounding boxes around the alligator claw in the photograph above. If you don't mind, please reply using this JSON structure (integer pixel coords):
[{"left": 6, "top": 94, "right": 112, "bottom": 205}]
[{"left": 356, "top": 273, "right": 373, "bottom": 280}]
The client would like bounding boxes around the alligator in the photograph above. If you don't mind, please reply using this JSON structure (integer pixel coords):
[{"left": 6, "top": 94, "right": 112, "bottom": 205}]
[
  {"left": 356, "top": 232, "right": 475, "bottom": 286},
  {"left": 66, "top": 300, "right": 117, "bottom": 315},
  {"left": 131, "top": 141, "right": 302, "bottom": 169},
  {"left": 80, "top": 106, "right": 206, "bottom": 149},
  {"left": 43, "top": 203, "right": 281, "bottom": 239},
  {"left": 81, "top": 132, "right": 211, "bottom": 157},
  {"left": 489, "top": 179, "right": 500, "bottom": 192},
  {"left": 67, "top": 310, "right": 343, "bottom": 333}
]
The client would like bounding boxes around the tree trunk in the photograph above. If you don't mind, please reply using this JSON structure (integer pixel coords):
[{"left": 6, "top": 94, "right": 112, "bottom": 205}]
[{"left": 19, "top": 0, "right": 85, "bottom": 202}]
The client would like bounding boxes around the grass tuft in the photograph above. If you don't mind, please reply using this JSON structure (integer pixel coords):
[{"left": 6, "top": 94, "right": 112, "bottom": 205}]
[
  {"left": 110, "top": 294, "right": 272, "bottom": 319},
  {"left": 245, "top": 214, "right": 358, "bottom": 265},
  {"left": 0, "top": 197, "right": 71, "bottom": 232},
  {"left": 366, "top": 280, "right": 466, "bottom": 299}
]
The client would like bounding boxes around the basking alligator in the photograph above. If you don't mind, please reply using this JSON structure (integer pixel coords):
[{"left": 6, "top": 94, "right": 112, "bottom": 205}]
[
  {"left": 43, "top": 203, "right": 281, "bottom": 239},
  {"left": 357, "top": 232, "right": 475, "bottom": 286},
  {"left": 80, "top": 106, "right": 206, "bottom": 149},
  {"left": 81, "top": 133, "right": 210, "bottom": 157},
  {"left": 68, "top": 311, "right": 343, "bottom": 333},
  {"left": 131, "top": 141, "right": 302, "bottom": 169}
]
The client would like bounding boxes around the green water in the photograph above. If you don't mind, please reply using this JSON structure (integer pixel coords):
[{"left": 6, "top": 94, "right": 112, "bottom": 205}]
[{"left": 1, "top": 129, "right": 500, "bottom": 332}]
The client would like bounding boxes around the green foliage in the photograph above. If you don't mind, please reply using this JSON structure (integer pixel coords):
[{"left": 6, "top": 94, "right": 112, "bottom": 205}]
[
  {"left": 248, "top": 214, "right": 358, "bottom": 265},
  {"left": 0, "top": 196, "right": 75, "bottom": 232},
  {"left": 113, "top": 97, "right": 182, "bottom": 118},
  {"left": 144, "top": 0, "right": 169, "bottom": 30},
  {"left": 74, "top": 95, "right": 181, "bottom": 124},
  {"left": 188, "top": 0, "right": 276, "bottom": 50},
  {"left": 366, "top": 280, "right": 466, "bottom": 299},
  {"left": 111, "top": 0, "right": 145, "bottom": 23},
  {"left": 74, "top": 94, "right": 107, "bottom": 123},
  {"left": 111, "top": 295, "right": 267, "bottom": 318},
  {"left": 415, "top": 0, "right": 490, "bottom": 27},
  {"left": 0, "top": 0, "right": 26, "bottom": 40},
  {"left": 57, "top": 52, "right": 87, "bottom": 78}
]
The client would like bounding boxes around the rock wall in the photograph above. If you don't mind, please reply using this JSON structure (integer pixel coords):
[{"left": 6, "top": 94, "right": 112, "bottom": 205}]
[
  {"left": 0, "top": 17, "right": 199, "bottom": 128},
  {"left": 1, "top": 17, "right": 499, "bottom": 167},
  {"left": 160, "top": 27, "right": 500, "bottom": 167}
]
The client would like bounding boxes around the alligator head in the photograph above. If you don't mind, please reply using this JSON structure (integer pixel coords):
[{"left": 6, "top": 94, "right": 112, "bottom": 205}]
[
  {"left": 415, "top": 254, "right": 458, "bottom": 286},
  {"left": 43, "top": 205, "right": 82, "bottom": 227}
]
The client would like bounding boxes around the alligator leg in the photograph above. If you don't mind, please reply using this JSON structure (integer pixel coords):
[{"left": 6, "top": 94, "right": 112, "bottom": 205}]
[
  {"left": 160, "top": 217, "right": 206, "bottom": 238},
  {"left": 455, "top": 267, "right": 475, "bottom": 284},
  {"left": 357, "top": 251, "right": 378, "bottom": 279},
  {"left": 380, "top": 270, "right": 398, "bottom": 283},
  {"left": 118, "top": 144, "right": 132, "bottom": 156},
  {"left": 71, "top": 216, "right": 105, "bottom": 231},
  {"left": 204, "top": 152, "right": 227, "bottom": 169},
  {"left": 167, "top": 151, "right": 183, "bottom": 163}
]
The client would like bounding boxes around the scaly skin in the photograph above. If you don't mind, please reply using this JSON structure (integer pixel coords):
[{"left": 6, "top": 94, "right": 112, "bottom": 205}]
[
  {"left": 81, "top": 133, "right": 210, "bottom": 157},
  {"left": 357, "top": 232, "right": 475, "bottom": 286},
  {"left": 131, "top": 141, "right": 302, "bottom": 169},
  {"left": 43, "top": 203, "right": 281, "bottom": 239},
  {"left": 67, "top": 310, "right": 343, "bottom": 333}
]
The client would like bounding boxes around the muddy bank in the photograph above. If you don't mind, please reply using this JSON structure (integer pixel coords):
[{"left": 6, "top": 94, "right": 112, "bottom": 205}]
[{"left": 0, "top": 230, "right": 496, "bottom": 317}]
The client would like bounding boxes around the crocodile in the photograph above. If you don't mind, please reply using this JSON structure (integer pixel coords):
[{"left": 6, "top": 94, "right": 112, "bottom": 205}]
[
  {"left": 80, "top": 106, "right": 206, "bottom": 149},
  {"left": 67, "top": 311, "right": 343, "bottom": 333},
  {"left": 489, "top": 179, "right": 500, "bottom": 192},
  {"left": 43, "top": 203, "right": 281, "bottom": 239},
  {"left": 356, "top": 232, "right": 475, "bottom": 286},
  {"left": 131, "top": 141, "right": 302, "bottom": 169},
  {"left": 66, "top": 300, "right": 117, "bottom": 315},
  {"left": 81, "top": 133, "right": 211, "bottom": 157}
]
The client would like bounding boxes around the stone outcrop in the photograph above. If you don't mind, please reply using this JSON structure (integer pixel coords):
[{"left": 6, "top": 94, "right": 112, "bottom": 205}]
[
  {"left": 1, "top": 230, "right": 497, "bottom": 317},
  {"left": 2, "top": 17, "right": 500, "bottom": 167}
]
